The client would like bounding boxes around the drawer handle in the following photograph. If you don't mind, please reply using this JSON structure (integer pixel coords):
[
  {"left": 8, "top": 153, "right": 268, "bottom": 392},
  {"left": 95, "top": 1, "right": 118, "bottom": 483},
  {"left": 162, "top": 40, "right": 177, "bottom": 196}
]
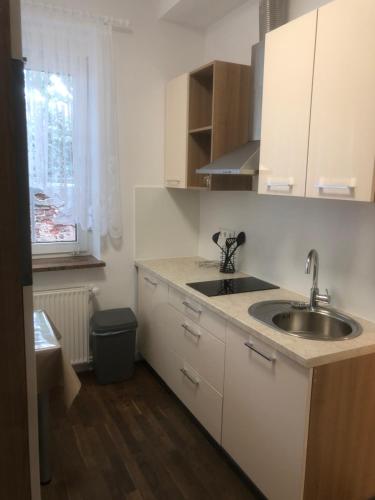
[
  {"left": 166, "top": 179, "right": 181, "bottom": 184},
  {"left": 144, "top": 276, "right": 158, "bottom": 286},
  {"left": 315, "top": 183, "right": 355, "bottom": 191},
  {"left": 244, "top": 341, "right": 276, "bottom": 363},
  {"left": 180, "top": 367, "right": 200, "bottom": 386},
  {"left": 267, "top": 178, "right": 294, "bottom": 189},
  {"left": 182, "top": 301, "right": 202, "bottom": 315},
  {"left": 181, "top": 323, "right": 201, "bottom": 339}
]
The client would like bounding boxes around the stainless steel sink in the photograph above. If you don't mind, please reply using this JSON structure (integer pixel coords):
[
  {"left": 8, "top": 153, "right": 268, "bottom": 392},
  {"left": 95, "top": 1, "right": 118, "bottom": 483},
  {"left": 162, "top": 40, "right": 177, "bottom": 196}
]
[{"left": 249, "top": 300, "right": 362, "bottom": 341}]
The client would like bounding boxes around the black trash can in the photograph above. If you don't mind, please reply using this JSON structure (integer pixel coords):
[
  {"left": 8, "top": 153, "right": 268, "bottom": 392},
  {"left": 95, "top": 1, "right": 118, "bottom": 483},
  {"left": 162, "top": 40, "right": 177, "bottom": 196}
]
[{"left": 91, "top": 308, "right": 137, "bottom": 384}]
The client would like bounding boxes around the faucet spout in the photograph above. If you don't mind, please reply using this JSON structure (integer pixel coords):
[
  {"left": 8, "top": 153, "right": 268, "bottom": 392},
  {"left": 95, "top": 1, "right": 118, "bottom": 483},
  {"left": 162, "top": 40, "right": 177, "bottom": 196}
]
[
  {"left": 305, "top": 249, "right": 330, "bottom": 308},
  {"left": 305, "top": 249, "right": 319, "bottom": 289}
]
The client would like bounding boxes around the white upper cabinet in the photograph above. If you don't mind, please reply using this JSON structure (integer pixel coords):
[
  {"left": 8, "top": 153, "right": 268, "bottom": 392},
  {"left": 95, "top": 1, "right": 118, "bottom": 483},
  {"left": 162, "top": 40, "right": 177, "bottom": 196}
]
[
  {"left": 258, "top": 10, "right": 317, "bottom": 197},
  {"left": 306, "top": 0, "right": 375, "bottom": 202},
  {"left": 165, "top": 73, "right": 188, "bottom": 189}
]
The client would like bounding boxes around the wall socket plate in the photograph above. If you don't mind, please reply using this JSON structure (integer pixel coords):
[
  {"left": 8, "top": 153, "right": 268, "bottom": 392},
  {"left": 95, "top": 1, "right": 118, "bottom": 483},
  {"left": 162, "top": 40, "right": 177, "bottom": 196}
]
[{"left": 218, "top": 228, "right": 236, "bottom": 247}]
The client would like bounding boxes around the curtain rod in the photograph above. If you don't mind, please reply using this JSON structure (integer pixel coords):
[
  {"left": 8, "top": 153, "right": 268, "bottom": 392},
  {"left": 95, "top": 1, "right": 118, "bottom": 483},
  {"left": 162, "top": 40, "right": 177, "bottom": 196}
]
[{"left": 22, "top": 1, "right": 133, "bottom": 33}]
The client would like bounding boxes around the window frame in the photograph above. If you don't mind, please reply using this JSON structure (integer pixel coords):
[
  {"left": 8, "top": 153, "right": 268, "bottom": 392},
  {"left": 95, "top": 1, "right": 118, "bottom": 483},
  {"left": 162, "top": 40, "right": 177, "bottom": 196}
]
[
  {"left": 31, "top": 225, "right": 88, "bottom": 256},
  {"left": 25, "top": 67, "right": 87, "bottom": 256}
]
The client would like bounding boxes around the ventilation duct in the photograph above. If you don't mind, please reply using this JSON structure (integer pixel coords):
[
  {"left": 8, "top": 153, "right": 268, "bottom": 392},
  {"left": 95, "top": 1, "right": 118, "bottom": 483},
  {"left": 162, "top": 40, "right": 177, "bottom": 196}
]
[{"left": 259, "top": 0, "right": 289, "bottom": 42}]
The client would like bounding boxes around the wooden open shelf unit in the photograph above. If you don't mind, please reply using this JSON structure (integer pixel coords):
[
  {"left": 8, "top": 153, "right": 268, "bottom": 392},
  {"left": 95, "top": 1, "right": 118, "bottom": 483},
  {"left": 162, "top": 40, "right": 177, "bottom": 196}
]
[
  {"left": 187, "top": 61, "right": 252, "bottom": 190},
  {"left": 164, "top": 60, "right": 252, "bottom": 191}
]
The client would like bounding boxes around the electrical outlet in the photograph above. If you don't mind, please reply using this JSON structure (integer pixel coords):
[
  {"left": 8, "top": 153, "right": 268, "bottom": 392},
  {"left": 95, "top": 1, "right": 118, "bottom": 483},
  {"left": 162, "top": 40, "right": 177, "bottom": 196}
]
[
  {"left": 219, "top": 228, "right": 236, "bottom": 238},
  {"left": 218, "top": 228, "right": 236, "bottom": 247}
]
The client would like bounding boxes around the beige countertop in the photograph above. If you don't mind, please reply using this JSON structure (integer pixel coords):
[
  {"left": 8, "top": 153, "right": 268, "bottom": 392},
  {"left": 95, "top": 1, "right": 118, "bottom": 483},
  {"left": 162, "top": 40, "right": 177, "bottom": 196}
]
[{"left": 135, "top": 256, "right": 375, "bottom": 368}]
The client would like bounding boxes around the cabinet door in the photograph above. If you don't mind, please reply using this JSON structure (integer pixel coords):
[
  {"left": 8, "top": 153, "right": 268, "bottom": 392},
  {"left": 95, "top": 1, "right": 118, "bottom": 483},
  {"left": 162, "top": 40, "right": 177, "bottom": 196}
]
[
  {"left": 258, "top": 11, "right": 317, "bottom": 197},
  {"left": 137, "top": 269, "right": 169, "bottom": 379},
  {"left": 222, "top": 324, "right": 311, "bottom": 500},
  {"left": 165, "top": 73, "right": 188, "bottom": 189},
  {"left": 306, "top": 0, "right": 375, "bottom": 202}
]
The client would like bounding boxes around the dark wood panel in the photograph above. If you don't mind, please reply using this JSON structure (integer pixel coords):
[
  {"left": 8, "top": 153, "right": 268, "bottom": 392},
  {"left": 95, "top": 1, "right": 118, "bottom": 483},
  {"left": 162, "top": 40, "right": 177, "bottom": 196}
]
[
  {"left": 33, "top": 255, "right": 106, "bottom": 273},
  {"left": 188, "top": 63, "right": 213, "bottom": 131},
  {"left": 210, "top": 175, "right": 253, "bottom": 191},
  {"left": 212, "top": 61, "right": 251, "bottom": 161},
  {"left": 42, "top": 363, "right": 259, "bottom": 500},
  {"left": 187, "top": 132, "right": 211, "bottom": 189},
  {"left": 304, "top": 353, "right": 375, "bottom": 500},
  {"left": 0, "top": 1, "right": 32, "bottom": 498}
]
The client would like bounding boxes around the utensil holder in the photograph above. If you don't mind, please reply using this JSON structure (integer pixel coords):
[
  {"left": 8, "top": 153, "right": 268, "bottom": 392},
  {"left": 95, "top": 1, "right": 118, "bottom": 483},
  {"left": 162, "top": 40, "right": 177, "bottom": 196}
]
[{"left": 220, "top": 238, "right": 237, "bottom": 273}]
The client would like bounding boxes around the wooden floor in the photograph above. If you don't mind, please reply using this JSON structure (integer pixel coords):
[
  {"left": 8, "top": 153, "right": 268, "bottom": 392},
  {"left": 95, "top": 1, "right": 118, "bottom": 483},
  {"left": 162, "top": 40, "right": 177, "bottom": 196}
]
[{"left": 42, "top": 362, "right": 259, "bottom": 500}]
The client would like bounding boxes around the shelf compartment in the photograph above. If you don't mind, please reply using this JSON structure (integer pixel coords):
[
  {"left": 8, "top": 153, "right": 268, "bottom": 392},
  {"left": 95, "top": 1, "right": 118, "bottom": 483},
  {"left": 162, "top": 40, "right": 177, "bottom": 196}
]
[
  {"left": 187, "top": 132, "right": 212, "bottom": 189},
  {"left": 189, "top": 63, "right": 214, "bottom": 131},
  {"left": 189, "top": 125, "right": 212, "bottom": 134}
]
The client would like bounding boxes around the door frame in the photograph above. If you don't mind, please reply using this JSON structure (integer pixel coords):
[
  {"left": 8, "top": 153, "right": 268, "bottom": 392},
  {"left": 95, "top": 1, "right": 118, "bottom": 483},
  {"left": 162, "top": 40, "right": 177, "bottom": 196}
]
[{"left": 0, "top": 1, "right": 39, "bottom": 498}]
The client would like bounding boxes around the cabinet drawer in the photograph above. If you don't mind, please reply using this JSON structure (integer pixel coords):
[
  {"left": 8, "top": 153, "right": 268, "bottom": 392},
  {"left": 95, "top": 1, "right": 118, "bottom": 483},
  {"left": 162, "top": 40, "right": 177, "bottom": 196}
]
[
  {"left": 168, "top": 286, "right": 226, "bottom": 342},
  {"left": 165, "top": 305, "right": 225, "bottom": 394},
  {"left": 164, "top": 350, "right": 223, "bottom": 443}
]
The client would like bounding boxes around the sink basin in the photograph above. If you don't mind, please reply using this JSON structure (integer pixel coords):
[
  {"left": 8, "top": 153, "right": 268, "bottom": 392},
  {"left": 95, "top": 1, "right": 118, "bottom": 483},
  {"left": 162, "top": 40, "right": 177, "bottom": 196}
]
[{"left": 249, "top": 300, "right": 362, "bottom": 341}]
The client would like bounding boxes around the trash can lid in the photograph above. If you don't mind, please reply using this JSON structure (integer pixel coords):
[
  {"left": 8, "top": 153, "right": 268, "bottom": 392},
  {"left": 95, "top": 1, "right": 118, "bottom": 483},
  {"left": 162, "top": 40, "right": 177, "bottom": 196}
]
[{"left": 91, "top": 308, "right": 137, "bottom": 333}]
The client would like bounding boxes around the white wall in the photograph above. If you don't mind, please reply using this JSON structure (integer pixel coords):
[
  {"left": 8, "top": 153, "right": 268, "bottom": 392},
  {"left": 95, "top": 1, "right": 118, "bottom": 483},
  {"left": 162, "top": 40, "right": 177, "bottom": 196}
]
[
  {"left": 199, "top": 192, "right": 375, "bottom": 321},
  {"left": 198, "top": 0, "right": 375, "bottom": 322},
  {"left": 135, "top": 187, "right": 200, "bottom": 260},
  {"left": 32, "top": 0, "right": 205, "bottom": 310},
  {"left": 203, "top": 0, "right": 333, "bottom": 65},
  {"left": 204, "top": 0, "right": 258, "bottom": 64}
]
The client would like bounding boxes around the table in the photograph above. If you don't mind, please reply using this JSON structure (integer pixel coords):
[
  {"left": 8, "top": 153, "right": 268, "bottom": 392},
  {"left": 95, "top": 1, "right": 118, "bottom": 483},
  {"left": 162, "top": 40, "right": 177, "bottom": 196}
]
[{"left": 34, "top": 310, "right": 81, "bottom": 484}]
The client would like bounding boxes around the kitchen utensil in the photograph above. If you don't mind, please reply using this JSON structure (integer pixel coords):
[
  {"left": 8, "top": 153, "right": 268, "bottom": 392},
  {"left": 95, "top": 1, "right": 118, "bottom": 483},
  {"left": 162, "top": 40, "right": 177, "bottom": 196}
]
[{"left": 212, "top": 232, "right": 223, "bottom": 251}]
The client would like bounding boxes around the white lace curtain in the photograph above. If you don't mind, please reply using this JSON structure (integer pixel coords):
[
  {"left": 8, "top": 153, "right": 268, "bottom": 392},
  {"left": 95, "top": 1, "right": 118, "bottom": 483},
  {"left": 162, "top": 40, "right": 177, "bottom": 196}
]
[{"left": 22, "top": 5, "right": 122, "bottom": 239}]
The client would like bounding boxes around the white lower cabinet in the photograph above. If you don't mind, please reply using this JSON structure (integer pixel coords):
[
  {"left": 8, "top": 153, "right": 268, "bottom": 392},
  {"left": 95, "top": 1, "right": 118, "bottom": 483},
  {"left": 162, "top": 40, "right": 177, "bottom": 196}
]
[
  {"left": 138, "top": 272, "right": 224, "bottom": 442},
  {"left": 137, "top": 269, "right": 170, "bottom": 381},
  {"left": 222, "top": 323, "right": 311, "bottom": 500},
  {"left": 138, "top": 270, "right": 313, "bottom": 499}
]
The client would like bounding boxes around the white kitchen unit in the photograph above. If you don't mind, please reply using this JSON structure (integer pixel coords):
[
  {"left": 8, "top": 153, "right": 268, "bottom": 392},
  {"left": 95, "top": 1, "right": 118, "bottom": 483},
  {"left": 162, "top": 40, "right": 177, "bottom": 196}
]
[
  {"left": 137, "top": 269, "right": 224, "bottom": 443},
  {"left": 222, "top": 323, "right": 311, "bottom": 500},
  {"left": 137, "top": 269, "right": 170, "bottom": 381},
  {"left": 164, "top": 73, "right": 189, "bottom": 189},
  {"left": 164, "top": 71, "right": 189, "bottom": 190},
  {"left": 306, "top": 0, "right": 375, "bottom": 202},
  {"left": 136, "top": 258, "right": 375, "bottom": 499},
  {"left": 258, "top": 10, "right": 317, "bottom": 197},
  {"left": 260, "top": 0, "right": 375, "bottom": 202}
]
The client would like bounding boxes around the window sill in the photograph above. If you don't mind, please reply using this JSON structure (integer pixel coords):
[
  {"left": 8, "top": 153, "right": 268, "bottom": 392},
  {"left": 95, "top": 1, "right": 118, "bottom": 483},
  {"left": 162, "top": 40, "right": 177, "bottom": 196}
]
[{"left": 32, "top": 255, "right": 106, "bottom": 273}]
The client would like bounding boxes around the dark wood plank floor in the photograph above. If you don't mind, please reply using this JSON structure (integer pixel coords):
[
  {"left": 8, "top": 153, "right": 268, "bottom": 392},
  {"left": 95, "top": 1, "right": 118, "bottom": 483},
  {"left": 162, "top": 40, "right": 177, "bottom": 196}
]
[{"left": 42, "top": 362, "right": 259, "bottom": 500}]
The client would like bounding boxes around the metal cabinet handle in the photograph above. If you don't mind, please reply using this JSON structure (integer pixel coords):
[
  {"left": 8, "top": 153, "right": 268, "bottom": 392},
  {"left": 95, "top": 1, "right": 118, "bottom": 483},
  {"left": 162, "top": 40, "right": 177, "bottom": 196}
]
[
  {"left": 315, "top": 183, "right": 355, "bottom": 190},
  {"left": 182, "top": 301, "right": 202, "bottom": 315},
  {"left": 180, "top": 367, "right": 200, "bottom": 386},
  {"left": 166, "top": 179, "right": 181, "bottom": 184},
  {"left": 181, "top": 323, "right": 201, "bottom": 339},
  {"left": 244, "top": 341, "right": 276, "bottom": 363},
  {"left": 144, "top": 276, "right": 158, "bottom": 286},
  {"left": 267, "top": 178, "right": 294, "bottom": 189}
]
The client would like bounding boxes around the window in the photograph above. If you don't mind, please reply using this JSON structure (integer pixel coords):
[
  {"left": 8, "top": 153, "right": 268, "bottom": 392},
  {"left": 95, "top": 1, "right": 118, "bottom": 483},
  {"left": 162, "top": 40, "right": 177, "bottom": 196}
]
[
  {"left": 25, "top": 69, "right": 86, "bottom": 254},
  {"left": 22, "top": 7, "right": 123, "bottom": 246}
]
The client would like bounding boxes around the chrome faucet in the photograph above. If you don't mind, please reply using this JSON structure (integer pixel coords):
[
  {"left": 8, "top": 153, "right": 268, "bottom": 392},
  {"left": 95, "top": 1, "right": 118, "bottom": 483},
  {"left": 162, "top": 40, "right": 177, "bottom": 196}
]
[{"left": 305, "top": 249, "right": 330, "bottom": 308}]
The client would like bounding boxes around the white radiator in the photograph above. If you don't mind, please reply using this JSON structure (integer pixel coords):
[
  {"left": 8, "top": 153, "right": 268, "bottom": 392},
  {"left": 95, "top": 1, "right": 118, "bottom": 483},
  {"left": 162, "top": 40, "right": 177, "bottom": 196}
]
[{"left": 33, "top": 287, "right": 91, "bottom": 366}]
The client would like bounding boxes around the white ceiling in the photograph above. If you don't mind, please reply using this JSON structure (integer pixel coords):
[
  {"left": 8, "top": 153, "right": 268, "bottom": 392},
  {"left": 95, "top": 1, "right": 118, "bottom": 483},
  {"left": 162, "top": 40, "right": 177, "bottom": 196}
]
[{"left": 158, "top": 0, "right": 251, "bottom": 30}]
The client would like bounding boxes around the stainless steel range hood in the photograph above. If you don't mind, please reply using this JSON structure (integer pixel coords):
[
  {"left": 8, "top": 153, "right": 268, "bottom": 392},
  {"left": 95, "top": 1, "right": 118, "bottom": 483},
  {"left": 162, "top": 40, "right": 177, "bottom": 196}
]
[
  {"left": 196, "top": 140, "right": 260, "bottom": 175},
  {"left": 196, "top": 0, "right": 288, "bottom": 176}
]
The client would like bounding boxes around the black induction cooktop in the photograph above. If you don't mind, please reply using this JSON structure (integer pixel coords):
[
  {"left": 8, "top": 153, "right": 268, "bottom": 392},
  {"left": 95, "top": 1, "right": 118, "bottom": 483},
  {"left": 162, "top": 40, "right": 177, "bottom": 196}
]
[{"left": 186, "top": 277, "right": 279, "bottom": 297}]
